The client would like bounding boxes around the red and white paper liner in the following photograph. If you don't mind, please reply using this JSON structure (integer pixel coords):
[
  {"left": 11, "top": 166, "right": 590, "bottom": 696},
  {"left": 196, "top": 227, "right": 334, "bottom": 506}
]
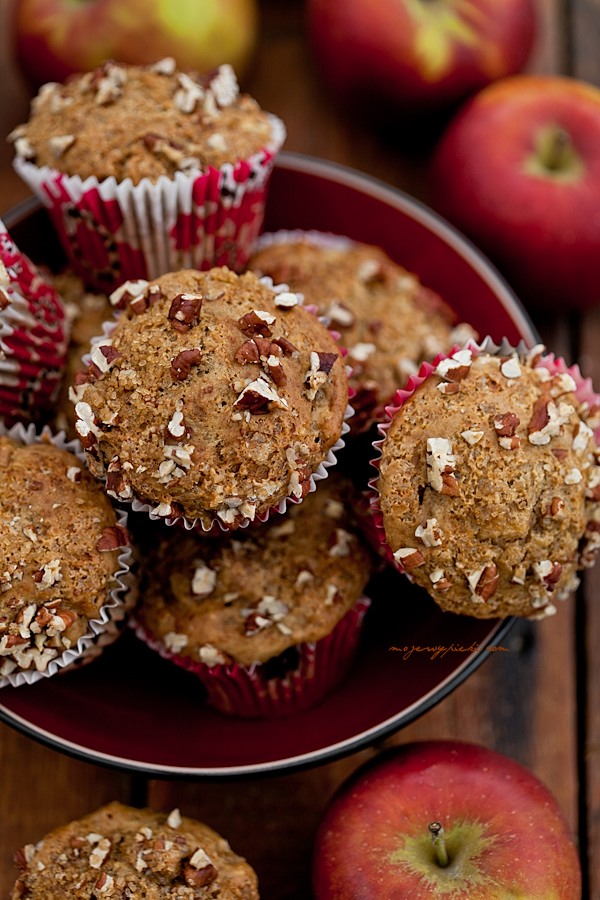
[
  {"left": 0, "top": 421, "right": 135, "bottom": 689},
  {"left": 131, "top": 596, "right": 372, "bottom": 718},
  {"left": 75, "top": 282, "right": 355, "bottom": 535},
  {"left": 0, "top": 221, "right": 69, "bottom": 426},
  {"left": 367, "top": 336, "right": 600, "bottom": 575},
  {"left": 13, "top": 115, "right": 286, "bottom": 294}
]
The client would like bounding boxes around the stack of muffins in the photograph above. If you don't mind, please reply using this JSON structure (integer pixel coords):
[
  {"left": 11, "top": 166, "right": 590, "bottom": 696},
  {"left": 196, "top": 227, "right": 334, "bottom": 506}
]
[
  {"left": 4, "top": 55, "right": 600, "bottom": 716},
  {"left": 6, "top": 55, "right": 600, "bottom": 900}
]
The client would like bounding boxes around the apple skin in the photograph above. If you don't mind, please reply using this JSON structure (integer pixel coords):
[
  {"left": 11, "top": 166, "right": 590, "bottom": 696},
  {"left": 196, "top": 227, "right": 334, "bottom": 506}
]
[
  {"left": 430, "top": 75, "right": 600, "bottom": 311},
  {"left": 11, "top": 0, "right": 258, "bottom": 89},
  {"left": 306, "top": 0, "right": 536, "bottom": 115},
  {"left": 312, "top": 740, "right": 581, "bottom": 899}
]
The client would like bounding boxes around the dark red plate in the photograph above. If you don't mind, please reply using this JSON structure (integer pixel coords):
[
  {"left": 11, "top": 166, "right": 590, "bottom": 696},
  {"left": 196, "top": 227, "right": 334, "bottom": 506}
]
[{"left": 0, "top": 153, "right": 535, "bottom": 778}]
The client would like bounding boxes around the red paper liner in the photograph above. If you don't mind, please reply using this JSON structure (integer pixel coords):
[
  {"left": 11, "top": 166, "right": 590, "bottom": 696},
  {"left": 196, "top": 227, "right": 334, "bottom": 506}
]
[
  {"left": 0, "top": 221, "right": 69, "bottom": 425},
  {"left": 368, "top": 337, "right": 600, "bottom": 580},
  {"left": 131, "top": 596, "right": 372, "bottom": 718},
  {"left": 13, "top": 115, "right": 286, "bottom": 294},
  {"left": 0, "top": 421, "right": 135, "bottom": 688}
]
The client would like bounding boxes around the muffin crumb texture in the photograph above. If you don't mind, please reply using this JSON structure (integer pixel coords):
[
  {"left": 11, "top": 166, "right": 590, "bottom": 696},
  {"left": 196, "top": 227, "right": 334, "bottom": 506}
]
[
  {"left": 378, "top": 348, "right": 600, "bottom": 618},
  {"left": 10, "top": 60, "right": 275, "bottom": 184},
  {"left": 73, "top": 267, "right": 348, "bottom": 529},
  {"left": 0, "top": 436, "right": 125, "bottom": 677},
  {"left": 10, "top": 801, "right": 259, "bottom": 899}
]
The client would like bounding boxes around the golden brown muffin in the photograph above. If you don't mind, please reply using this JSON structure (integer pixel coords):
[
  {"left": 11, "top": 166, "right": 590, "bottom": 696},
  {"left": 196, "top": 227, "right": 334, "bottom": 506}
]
[
  {"left": 11, "top": 801, "right": 259, "bottom": 899},
  {"left": 9, "top": 60, "right": 276, "bottom": 184},
  {"left": 0, "top": 433, "right": 130, "bottom": 679},
  {"left": 249, "top": 232, "right": 475, "bottom": 431},
  {"left": 376, "top": 345, "right": 600, "bottom": 619},
  {"left": 72, "top": 267, "right": 349, "bottom": 530},
  {"left": 133, "top": 473, "right": 375, "bottom": 667}
]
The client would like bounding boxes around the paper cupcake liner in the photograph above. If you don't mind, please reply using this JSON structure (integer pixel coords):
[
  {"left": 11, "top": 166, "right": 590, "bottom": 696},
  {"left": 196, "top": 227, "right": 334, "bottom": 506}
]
[
  {"left": 131, "top": 595, "right": 372, "bottom": 718},
  {"left": 14, "top": 115, "right": 286, "bottom": 294},
  {"left": 0, "top": 421, "right": 135, "bottom": 689},
  {"left": 0, "top": 221, "right": 69, "bottom": 425},
  {"left": 368, "top": 336, "right": 600, "bottom": 576},
  {"left": 75, "top": 282, "right": 354, "bottom": 535}
]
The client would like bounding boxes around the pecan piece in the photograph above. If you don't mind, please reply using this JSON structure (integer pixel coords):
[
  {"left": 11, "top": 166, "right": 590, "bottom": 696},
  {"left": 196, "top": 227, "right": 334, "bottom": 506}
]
[
  {"left": 168, "top": 293, "right": 203, "bottom": 332},
  {"left": 315, "top": 351, "right": 338, "bottom": 374},
  {"left": 470, "top": 564, "right": 499, "bottom": 601},
  {"left": 527, "top": 396, "right": 550, "bottom": 435},
  {"left": 96, "top": 525, "right": 131, "bottom": 552},
  {"left": 235, "top": 340, "right": 261, "bottom": 364},
  {"left": 393, "top": 547, "right": 425, "bottom": 569},
  {"left": 184, "top": 862, "right": 218, "bottom": 888},
  {"left": 493, "top": 412, "right": 520, "bottom": 437},
  {"left": 238, "top": 309, "right": 275, "bottom": 336},
  {"left": 170, "top": 348, "right": 202, "bottom": 381}
]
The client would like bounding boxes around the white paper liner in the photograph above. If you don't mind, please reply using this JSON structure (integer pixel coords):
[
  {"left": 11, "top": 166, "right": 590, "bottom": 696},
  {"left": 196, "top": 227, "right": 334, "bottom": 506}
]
[
  {"left": 13, "top": 115, "right": 286, "bottom": 292},
  {"left": 74, "top": 280, "right": 354, "bottom": 534},
  {"left": 0, "top": 421, "right": 134, "bottom": 688}
]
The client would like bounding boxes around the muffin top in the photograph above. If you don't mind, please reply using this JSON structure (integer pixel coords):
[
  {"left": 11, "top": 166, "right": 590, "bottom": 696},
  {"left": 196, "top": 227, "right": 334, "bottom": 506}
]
[
  {"left": 0, "top": 435, "right": 129, "bottom": 677},
  {"left": 376, "top": 346, "right": 600, "bottom": 619},
  {"left": 10, "top": 59, "right": 278, "bottom": 183},
  {"left": 11, "top": 801, "right": 259, "bottom": 899},
  {"left": 249, "top": 233, "right": 474, "bottom": 430},
  {"left": 134, "top": 474, "right": 375, "bottom": 666},
  {"left": 73, "top": 267, "right": 349, "bottom": 529}
]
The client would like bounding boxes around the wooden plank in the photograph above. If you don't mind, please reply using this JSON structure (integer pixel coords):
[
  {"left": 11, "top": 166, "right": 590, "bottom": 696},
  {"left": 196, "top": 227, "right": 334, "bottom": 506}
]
[
  {"left": 0, "top": 723, "right": 134, "bottom": 898},
  {"left": 576, "top": 307, "right": 600, "bottom": 900}
]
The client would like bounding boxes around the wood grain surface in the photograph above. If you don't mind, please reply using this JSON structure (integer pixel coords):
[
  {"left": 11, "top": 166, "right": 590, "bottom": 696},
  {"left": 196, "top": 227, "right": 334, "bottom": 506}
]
[{"left": 0, "top": 0, "right": 597, "bottom": 897}]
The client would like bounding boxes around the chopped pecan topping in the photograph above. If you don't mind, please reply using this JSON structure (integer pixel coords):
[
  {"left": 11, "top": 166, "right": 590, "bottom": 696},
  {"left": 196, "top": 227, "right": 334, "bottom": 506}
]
[
  {"left": 468, "top": 564, "right": 499, "bottom": 601},
  {"left": 184, "top": 860, "right": 218, "bottom": 888},
  {"left": 493, "top": 412, "right": 520, "bottom": 437},
  {"left": 170, "top": 348, "right": 202, "bottom": 381},
  {"left": 315, "top": 351, "right": 338, "bottom": 374},
  {"left": 426, "top": 438, "right": 459, "bottom": 496},
  {"left": 533, "top": 559, "right": 563, "bottom": 591},
  {"left": 393, "top": 547, "right": 426, "bottom": 569},
  {"left": 543, "top": 496, "right": 565, "bottom": 517},
  {"left": 96, "top": 525, "right": 130, "bottom": 552},
  {"left": 527, "top": 397, "right": 550, "bottom": 436},
  {"left": 235, "top": 340, "right": 261, "bottom": 364},
  {"left": 238, "top": 309, "right": 276, "bottom": 336},
  {"left": 435, "top": 349, "right": 473, "bottom": 383},
  {"left": 168, "top": 293, "right": 203, "bottom": 332},
  {"left": 234, "top": 376, "right": 288, "bottom": 413},
  {"left": 109, "top": 279, "right": 149, "bottom": 310}
]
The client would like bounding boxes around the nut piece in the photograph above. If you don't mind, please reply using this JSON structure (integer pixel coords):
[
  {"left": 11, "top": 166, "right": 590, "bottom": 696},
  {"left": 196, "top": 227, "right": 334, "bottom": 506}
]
[
  {"left": 170, "top": 348, "right": 202, "bottom": 382},
  {"left": 238, "top": 309, "right": 276, "bottom": 337},
  {"left": 467, "top": 564, "right": 499, "bottom": 601},
  {"left": 167, "top": 293, "right": 203, "bottom": 332},
  {"left": 426, "top": 438, "right": 459, "bottom": 496},
  {"left": 96, "top": 525, "right": 130, "bottom": 552}
]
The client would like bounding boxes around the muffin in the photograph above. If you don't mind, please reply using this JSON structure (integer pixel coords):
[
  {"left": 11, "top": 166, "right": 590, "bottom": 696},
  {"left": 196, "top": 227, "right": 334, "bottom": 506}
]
[
  {"left": 9, "top": 59, "right": 285, "bottom": 291},
  {"left": 249, "top": 231, "right": 475, "bottom": 431},
  {"left": 11, "top": 801, "right": 259, "bottom": 899},
  {"left": 72, "top": 267, "right": 351, "bottom": 532},
  {"left": 0, "top": 220, "right": 69, "bottom": 426},
  {"left": 0, "top": 423, "right": 133, "bottom": 687},
  {"left": 370, "top": 341, "right": 600, "bottom": 619},
  {"left": 131, "top": 473, "right": 375, "bottom": 716},
  {"left": 50, "top": 271, "right": 112, "bottom": 439}
]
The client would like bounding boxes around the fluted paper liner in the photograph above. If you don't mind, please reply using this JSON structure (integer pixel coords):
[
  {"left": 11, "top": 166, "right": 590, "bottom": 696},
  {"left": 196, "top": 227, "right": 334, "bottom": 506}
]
[{"left": 0, "top": 422, "right": 135, "bottom": 688}]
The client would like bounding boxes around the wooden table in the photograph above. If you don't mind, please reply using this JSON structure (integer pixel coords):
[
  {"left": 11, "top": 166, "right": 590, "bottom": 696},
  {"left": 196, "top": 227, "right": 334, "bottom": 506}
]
[{"left": 0, "top": 1, "right": 599, "bottom": 897}]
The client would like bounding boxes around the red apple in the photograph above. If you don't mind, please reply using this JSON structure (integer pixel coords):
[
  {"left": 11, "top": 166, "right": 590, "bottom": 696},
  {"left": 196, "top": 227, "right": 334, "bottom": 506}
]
[
  {"left": 430, "top": 75, "right": 600, "bottom": 311},
  {"left": 11, "top": 0, "right": 258, "bottom": 89},
  {"left": 306, "top": 0, "right": 536, "bottom": 116},
  {"left": 313, "top": 740, "right": 581, "bottom": 898}
]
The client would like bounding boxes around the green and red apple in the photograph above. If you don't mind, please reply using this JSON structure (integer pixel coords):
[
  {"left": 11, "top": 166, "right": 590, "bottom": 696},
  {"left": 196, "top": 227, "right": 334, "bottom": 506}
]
[
  {"left": 313, "top": 740, "right": 581, "bottom": 898},
  {"left": 11, "top": 0, "right": 258, "bottom": 88},
  {"left": 306, "top": 0, "right": 536, "bottom": 115},
  {"left": 430, "top": 75, "right": 600, "bottom": 311}
]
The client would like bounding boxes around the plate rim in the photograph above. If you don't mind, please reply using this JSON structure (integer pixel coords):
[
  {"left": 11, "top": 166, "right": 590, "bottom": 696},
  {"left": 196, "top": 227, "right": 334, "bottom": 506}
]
[{"left": 0, "top": 152, "right": 536, "bottom": 779}]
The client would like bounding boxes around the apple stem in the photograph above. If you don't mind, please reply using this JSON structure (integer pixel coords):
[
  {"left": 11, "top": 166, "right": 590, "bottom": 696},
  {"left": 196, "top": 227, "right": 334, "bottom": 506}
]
[
  {"left": 428, "top": 822, "right": 450, "bottom": 868},
  {"left": 540, "top": 126, "right": 572, "bottom": 172}
]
